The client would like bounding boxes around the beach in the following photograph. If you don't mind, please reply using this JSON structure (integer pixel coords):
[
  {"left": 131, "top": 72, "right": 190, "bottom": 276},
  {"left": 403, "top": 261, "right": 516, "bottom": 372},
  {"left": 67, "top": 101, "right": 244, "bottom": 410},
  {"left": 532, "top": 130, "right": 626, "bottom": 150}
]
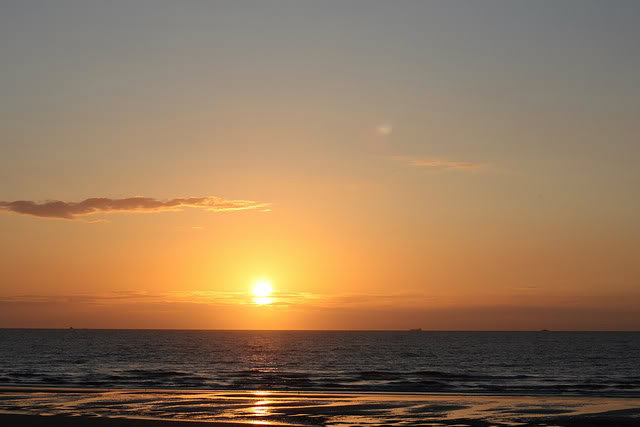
[
  {"left": 1, "top": 387, "right": 639, "bottom": 426},
  {"left": 0, "top": 414, "right": 268, "bottom": 427}
]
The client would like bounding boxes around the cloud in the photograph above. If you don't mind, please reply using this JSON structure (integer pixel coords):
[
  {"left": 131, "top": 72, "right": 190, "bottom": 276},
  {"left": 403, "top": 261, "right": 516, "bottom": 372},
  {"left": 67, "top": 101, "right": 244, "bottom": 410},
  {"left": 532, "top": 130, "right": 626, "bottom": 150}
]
[
  {"left": 0, "top": 196, "right": 270, "bottom": 220},
  {"left": 0, "top": 291, "right": 425, "bottom": 310},
  {"left": 3, "top": 292, "right": 639, "bottom": 330},
  {"left": 0, "top": 290, "right": 313, "bottom": 308},
  {"left": 391, "top": 156, "right": 488, "bottom": 171}
]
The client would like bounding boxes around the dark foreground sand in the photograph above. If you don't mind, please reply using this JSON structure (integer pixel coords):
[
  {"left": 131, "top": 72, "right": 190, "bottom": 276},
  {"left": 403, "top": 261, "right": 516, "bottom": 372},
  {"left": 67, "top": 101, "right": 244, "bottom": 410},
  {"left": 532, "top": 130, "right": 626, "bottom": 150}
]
[{"left": 1, "top": 387, "right": 639, "bottom": 426}]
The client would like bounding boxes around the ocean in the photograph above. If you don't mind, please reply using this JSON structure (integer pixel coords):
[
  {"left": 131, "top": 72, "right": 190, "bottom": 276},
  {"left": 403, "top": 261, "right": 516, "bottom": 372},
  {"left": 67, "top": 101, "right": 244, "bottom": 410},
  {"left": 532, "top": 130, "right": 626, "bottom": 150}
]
[{"left": 1, "top": 329, "right": 639, "bottom": 396}]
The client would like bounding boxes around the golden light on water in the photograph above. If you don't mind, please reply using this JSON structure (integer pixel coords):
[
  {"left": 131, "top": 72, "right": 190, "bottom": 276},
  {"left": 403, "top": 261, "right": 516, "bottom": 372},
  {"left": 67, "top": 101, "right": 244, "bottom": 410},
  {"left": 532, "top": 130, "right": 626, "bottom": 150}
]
[{"left": 252, "top": 280, "right": 273, "bottom": 305}]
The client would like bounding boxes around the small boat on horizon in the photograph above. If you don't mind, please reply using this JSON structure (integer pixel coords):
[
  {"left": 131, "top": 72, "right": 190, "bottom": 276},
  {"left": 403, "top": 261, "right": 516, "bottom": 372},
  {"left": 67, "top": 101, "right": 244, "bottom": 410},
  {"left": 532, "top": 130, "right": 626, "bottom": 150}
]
[{"left": 409, "top": 328, "right": 422, "bottom": 332}]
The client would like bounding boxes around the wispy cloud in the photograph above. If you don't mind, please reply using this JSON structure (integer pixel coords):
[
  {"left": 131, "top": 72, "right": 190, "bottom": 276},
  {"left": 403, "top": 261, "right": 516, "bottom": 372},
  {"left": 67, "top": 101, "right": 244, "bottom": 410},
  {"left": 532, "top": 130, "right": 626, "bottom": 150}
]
[
  {"left": 4, "top": 291, "right": 638, "bottom": 330},
  {"left": 0, "top": 290, "right": 310, "bottom": 309},
  {"left": 390, "top": 156, "right": 488, "bottom": 171},
  {"left": 4, "top": 290, "right": 636, "bottom": 314},
  {"left": 0, "top": 291, "right": 430, "bottom": 309},
  {"left": 0, "top": 196, "right": 270, "bottom": 220}
]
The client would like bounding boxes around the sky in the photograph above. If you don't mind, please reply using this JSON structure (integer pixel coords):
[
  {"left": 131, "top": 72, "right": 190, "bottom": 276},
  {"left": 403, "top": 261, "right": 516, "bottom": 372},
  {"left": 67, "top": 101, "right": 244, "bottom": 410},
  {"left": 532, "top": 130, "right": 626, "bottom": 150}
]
[{"left": 1, "top": 0, "right": 639, "bottom": 330}]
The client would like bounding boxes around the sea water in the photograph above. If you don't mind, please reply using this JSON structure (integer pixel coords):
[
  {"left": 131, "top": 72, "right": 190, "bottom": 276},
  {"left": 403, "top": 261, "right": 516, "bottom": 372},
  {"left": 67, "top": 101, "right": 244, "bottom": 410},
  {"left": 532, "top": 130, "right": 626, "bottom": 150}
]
[{"left": 1, "top": 329, "right": 638, "bottom": 396}]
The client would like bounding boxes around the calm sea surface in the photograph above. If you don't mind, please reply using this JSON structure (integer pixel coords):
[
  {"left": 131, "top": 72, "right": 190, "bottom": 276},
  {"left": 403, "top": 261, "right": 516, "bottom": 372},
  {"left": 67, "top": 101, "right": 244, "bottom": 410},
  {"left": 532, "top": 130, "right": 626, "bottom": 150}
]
[{"left": 1, "top": 330, "right": 638, "bottom": 396}]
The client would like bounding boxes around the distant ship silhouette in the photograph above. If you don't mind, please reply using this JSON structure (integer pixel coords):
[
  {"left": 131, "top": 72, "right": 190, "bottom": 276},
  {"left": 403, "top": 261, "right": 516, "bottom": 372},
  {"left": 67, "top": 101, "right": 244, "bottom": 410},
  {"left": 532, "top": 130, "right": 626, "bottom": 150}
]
[{"left": 409, "top": 328, "right": 422, "bottom": 332}]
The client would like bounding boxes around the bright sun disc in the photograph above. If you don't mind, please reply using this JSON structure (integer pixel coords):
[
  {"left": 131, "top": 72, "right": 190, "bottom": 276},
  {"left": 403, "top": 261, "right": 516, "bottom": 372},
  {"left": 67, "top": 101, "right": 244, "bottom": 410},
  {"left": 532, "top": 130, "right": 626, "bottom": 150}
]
[
  {"left": 252, "top": 280, "right": 273, "bottom": 305},
  {"left": 253, "top": 280, "right": 273, "bottom": 297}
]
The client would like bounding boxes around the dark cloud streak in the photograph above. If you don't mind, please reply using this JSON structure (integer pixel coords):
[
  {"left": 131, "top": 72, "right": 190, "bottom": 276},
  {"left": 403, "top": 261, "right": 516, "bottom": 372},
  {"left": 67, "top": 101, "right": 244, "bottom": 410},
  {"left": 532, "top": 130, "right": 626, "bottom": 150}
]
[{"left": 0, "top": 196, "right": 269, "bottom": 220}]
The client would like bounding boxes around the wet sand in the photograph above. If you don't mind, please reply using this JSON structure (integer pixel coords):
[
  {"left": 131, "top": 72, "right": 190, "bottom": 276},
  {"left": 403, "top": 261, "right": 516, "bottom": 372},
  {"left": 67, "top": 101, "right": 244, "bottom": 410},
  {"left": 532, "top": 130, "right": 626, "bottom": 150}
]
[
  {"left": 0, "top": 414, "right": 283, "bottom": 427},
  {"left": 1, "top": 387, "right": 639, "bottom": 426}
]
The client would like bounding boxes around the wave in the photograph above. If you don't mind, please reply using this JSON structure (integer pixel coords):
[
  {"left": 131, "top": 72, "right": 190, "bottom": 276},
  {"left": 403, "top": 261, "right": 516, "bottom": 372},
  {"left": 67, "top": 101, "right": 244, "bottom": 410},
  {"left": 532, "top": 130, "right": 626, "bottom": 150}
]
[
  {"left": 3, "top": 367, "right": 639, "bottom": 396},
  {"left": 1, "top": 330, "right": 639, "bottom": 397}
]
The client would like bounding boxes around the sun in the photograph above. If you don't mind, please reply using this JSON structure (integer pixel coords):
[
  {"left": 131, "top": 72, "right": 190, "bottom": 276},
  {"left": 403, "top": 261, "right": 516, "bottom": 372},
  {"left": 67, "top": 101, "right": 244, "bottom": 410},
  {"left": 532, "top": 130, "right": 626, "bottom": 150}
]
[
  {"left": 253, "top": 280, "right": 273, "bottom": 297},
  {"left": 252, "top": 280, "right": 273, "bottom": 305}
]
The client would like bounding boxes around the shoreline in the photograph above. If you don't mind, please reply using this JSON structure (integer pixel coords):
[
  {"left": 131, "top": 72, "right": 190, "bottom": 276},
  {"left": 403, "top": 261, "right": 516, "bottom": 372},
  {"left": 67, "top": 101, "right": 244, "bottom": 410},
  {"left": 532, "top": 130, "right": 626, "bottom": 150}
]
[{"left": 1, "top": 386, "right": 639, "bottom": 426}]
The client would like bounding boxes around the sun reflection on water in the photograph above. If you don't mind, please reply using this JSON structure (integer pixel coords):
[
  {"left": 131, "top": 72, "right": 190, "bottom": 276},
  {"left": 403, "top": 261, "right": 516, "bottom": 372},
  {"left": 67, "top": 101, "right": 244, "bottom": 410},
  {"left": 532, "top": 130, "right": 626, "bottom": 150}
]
[{"left": 251, "top": 404, "right": 269, "bottom": 416}]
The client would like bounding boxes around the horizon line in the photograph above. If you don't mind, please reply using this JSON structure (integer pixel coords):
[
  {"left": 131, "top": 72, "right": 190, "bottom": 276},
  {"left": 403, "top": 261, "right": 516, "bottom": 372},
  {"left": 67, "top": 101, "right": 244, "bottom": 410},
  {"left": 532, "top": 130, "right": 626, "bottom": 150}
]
[{"left": 2, "top": 327, "right": 638, "bottom": 333}]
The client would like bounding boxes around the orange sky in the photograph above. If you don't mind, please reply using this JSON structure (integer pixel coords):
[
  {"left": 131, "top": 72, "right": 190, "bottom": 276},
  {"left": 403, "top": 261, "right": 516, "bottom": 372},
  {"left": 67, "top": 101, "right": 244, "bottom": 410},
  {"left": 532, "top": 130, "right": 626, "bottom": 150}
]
[{"left": 1, "top": 1, "right": 639, "bottom": 330}]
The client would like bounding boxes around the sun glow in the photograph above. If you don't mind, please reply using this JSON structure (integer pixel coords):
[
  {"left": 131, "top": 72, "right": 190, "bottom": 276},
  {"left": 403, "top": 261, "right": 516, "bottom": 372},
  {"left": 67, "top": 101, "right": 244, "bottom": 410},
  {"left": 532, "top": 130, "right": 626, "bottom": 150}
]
[{"left": 252, "top": 280, "right": 273, "bottom": 305}]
